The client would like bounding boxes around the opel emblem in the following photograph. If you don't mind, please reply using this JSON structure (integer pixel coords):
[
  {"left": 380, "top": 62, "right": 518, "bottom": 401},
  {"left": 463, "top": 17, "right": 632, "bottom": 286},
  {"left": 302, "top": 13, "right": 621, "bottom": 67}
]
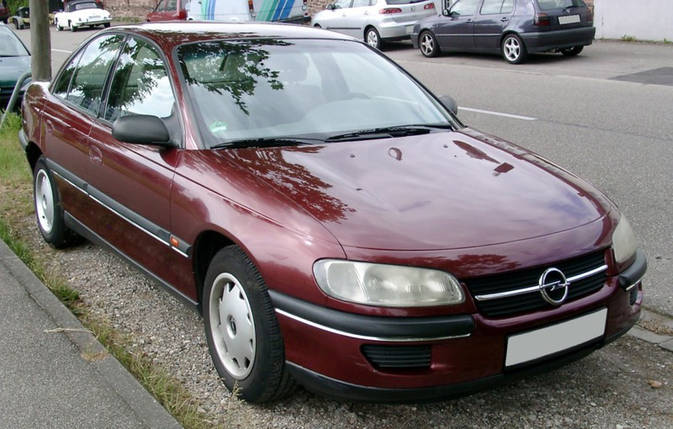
[{"left": 538, "top": 267, "right": 569, "bottom": 306}]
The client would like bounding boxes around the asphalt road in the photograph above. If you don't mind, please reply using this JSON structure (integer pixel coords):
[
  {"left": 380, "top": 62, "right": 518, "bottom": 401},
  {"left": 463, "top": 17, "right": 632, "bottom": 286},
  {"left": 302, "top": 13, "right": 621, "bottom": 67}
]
[{"left": 16, "top": 25, "right": 673, "bottom": 317}]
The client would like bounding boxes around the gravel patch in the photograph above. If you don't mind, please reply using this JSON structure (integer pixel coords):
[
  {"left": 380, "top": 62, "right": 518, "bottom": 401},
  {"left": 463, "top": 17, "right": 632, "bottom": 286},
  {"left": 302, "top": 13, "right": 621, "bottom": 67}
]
[{"left": 23, "top": 217, "right": 673, "bottom": 428}]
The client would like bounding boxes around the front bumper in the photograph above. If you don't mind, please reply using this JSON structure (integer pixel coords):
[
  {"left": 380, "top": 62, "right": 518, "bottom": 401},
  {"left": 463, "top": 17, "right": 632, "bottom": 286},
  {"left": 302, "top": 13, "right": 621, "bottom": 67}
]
[
  {"left": 74, "top": 18, "right": 111, "bottom": 27},
  {"left": 522, "top": 26, "right": 596, "bottom": 53},
  {"left": 273, "top": 252, "right": 645, "bottom": 401}
]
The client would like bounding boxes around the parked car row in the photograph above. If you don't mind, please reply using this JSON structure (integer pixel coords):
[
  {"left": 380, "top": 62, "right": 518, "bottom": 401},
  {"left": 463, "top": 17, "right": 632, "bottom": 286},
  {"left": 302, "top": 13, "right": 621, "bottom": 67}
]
[{"left": 313, "top": 0, "right": 595, "bottom": 63}]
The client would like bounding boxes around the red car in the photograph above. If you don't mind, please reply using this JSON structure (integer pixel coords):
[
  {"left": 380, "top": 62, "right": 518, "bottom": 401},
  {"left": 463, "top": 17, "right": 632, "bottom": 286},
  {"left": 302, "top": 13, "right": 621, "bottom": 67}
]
[{"left": 20, "top": 23, "right": 646, "bottom": 402}]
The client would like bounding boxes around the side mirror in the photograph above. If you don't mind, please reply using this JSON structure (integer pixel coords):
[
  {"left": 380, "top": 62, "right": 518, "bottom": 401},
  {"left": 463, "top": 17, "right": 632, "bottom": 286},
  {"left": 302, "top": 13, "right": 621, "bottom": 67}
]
[
  {"left": 112, "top": 115, "right": 173, "bottom": 147},
  {"left": 442, "top": 9, "right": 450, "bottom": 16},
  {"left": 438, "top": 95, "right": 458, "bottom": 116},
  {"left": 326, "top": 3, "right": 336, "bottom": 10}
]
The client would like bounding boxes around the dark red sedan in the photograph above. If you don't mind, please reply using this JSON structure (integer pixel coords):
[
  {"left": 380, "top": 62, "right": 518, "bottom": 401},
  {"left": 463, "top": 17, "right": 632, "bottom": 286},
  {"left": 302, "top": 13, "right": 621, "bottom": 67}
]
[{"left": 20, "top": 22, "right": 646, "bottom": 402}]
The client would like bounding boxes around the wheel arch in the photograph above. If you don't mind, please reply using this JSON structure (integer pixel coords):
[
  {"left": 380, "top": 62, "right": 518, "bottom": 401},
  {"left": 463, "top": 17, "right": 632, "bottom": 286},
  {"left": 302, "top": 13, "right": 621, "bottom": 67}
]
[
  {"left": 25, "top": 141, "right": 42, "bottom": 175},
  {"left": 192, "top": 229, "right": 237, "bottom": 311},
  {"left": 500, "top": 30, "right": 523, "bottom": 47}
]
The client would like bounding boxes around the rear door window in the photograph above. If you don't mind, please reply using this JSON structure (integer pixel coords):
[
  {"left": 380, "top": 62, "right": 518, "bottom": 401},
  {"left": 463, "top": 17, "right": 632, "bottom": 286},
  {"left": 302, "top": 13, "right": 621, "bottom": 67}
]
[
  {"left": 537, "top": 0, "right": 585, "bottom": 10},
  {"left": 450, "top": 0, "right": 482, "bottom": 16},
  {"left": 66, "top": 34, "right": 125, "bottom": 114},
  {"left": 481, "top": 0, "right": 514, "bottom": 14}
]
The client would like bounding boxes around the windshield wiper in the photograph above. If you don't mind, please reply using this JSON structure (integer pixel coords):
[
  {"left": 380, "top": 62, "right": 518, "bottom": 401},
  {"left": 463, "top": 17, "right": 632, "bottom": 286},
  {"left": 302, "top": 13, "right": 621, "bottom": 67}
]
[
  {"left": 210, "top": 137, "right": 317, "bottom": 150},
  {"left": 325, "top": 124, "right": 453, "bottom": 142}
]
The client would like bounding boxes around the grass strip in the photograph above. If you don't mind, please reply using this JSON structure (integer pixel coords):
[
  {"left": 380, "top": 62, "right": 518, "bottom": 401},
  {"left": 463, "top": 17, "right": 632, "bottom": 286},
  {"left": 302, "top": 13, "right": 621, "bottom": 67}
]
[{"left": 0, "top": 114, "right": 219, "bottom": 429}]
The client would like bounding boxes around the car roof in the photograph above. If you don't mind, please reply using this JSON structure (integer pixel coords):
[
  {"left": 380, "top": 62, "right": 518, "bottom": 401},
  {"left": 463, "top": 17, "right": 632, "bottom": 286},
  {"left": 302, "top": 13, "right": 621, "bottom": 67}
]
[{"left": 107, "top": 22, "right": 355, "bottom": 50}]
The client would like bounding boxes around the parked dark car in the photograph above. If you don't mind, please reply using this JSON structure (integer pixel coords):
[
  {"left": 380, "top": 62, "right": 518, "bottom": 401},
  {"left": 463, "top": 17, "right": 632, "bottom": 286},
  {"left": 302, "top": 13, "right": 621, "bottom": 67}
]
[
  {"left": 0, "top": 24, "right": 31, "bottom": 110},
  {"left": 412, "top": 0, "right": 595, "bottom": 63},
  {"left": 20, "top": 22, "right": 644, "bottom": 402},
  {"left": 0, "top": 1, "right": 9, "bottom": 24}
]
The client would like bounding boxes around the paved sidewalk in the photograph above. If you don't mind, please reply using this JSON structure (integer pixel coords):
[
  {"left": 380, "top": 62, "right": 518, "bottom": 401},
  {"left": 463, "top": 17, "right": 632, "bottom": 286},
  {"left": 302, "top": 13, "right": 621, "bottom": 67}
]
[{"left": 0, "top": 239, "right": 181, "bottom": 429}]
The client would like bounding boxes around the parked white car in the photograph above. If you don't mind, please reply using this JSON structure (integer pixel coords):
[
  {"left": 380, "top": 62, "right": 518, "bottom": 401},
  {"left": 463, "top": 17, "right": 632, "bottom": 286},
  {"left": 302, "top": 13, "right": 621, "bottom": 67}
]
[
  {"left": 311, "top": 0, "right": 438, "bottom": 49},
  {"left": 54, "top": 0, "right": 111, "bottom": 32}
]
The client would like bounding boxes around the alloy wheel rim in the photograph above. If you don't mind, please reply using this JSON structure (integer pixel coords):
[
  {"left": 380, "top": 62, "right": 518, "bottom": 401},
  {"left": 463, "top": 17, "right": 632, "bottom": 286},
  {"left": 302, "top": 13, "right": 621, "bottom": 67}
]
[
  {"left": 504, "top": 37, "right": 520, "bottom": 61},
  {"left": 209, "top": 273, "right": 256, "bottom": 380},
  {"left": 35, "top": 170, "right": 54, "bottom": 234},
  {"left": 367, "top": 30, "right": 378, "bottom": 48},
  {"left": 421, "top": 34, "right": 434, "bottom": 56}
]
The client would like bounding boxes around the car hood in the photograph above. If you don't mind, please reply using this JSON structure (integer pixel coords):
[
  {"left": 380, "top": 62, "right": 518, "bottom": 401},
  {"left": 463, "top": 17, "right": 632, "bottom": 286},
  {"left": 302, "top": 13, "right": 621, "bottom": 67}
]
[
  {"left": 220, "top": 128, "right": 614, "bottom": 251},
  {"left": 0, "top": 55, "right": 30, "bottom": 87}
]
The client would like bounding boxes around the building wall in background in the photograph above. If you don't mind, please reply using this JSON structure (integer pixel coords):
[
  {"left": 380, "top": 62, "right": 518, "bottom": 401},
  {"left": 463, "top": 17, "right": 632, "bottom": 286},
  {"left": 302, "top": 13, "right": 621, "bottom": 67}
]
[{"left": 595, "top": 0, "right": 673, "bottom": 41}]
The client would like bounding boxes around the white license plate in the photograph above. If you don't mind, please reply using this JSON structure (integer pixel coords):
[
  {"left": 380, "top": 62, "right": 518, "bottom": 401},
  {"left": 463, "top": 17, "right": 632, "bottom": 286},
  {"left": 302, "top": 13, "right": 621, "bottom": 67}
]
[
  {"left": 505, "top": 308, "right": 607, "bottom": 367},
  {"left": 558, "top": 14, "right": 580, "bottom": 25},
  {"left": 406, "top": 25, "right": 414, "bottom": 34}
]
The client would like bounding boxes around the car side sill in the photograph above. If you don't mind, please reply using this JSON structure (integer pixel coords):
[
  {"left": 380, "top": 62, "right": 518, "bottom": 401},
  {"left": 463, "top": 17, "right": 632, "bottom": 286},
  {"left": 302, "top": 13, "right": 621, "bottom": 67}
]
[{"left": 64, "top": 211, "right": 199, "bottom": 310}]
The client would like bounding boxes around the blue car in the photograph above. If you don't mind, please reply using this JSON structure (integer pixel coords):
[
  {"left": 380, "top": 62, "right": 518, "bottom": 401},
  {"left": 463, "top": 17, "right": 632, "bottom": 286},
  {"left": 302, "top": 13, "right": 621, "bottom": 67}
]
[
  {"left": 412, "top": 0, "right": 595, "bottom": 64},
  {"left": 0, "top": 24, "right": 30, "bottom": 110}
]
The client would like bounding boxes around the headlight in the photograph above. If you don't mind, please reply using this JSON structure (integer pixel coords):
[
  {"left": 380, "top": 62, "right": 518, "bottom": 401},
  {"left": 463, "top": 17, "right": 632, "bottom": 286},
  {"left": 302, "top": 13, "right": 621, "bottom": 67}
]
[
  {"left": 313, "top": 260, "right": 464, "bottom": 307},
  {"left": 612, "top": 215, "right": 638, "bottom": 265}
]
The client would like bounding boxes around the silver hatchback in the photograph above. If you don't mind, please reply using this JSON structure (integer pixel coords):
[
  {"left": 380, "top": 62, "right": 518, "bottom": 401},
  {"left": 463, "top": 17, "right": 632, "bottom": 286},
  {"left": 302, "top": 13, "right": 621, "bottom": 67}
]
[{"left": 312, "top": 0, "right": 438, "bottom": 49}]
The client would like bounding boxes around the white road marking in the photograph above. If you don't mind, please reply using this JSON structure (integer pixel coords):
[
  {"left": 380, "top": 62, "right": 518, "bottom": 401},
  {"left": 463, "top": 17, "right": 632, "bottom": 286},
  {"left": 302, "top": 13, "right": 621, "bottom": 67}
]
[
  {"left": 459, "top": 106, "right": 537, "bottom": 121},
  {"left": 51, "top": 48, "right": 73, "bottom": 54}
]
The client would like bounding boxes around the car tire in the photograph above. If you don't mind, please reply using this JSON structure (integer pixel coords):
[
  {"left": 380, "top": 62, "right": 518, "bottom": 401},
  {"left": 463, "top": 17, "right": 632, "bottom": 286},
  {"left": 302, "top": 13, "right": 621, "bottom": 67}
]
[
  {"left": 365, "top": 26, "right": 382, "bottom": 50},
  {"left": 501, "top": 33, "right": 527, "bottom": 64},
  {"left": 103, "top": 22, "right": 110, "bottom": 28},
  {"left": 13, "top": 19, "right": 18, "bottom": 29},
  {"left": 70, "top": 21, "right": 77, "bottom": 32},
  {"left": 202, "top": 246, "right": 295, "bottom": 403},
  {"left": 419, "top": 30, "right": 440, "bottom": 58},
  {"left": 561, "top": 45, "right": 583, "bottom": 56},
  {"left": 313, "top": 23, "right": 321, "bottom": 28},
  {"left": 33, "top": 158, "right": 77, "bottom": 249},
  {"left": 55, "top": 19, "right": 62, "bottom": 31}
]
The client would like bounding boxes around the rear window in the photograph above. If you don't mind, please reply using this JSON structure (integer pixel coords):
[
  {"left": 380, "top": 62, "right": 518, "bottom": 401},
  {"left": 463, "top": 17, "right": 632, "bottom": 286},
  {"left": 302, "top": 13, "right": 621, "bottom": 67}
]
[
  {"left": 536, "top": 0, "right": 585, "bottom": 10},
  {"left": 386, "top": 0, "right": 428, "bottom": 4}
]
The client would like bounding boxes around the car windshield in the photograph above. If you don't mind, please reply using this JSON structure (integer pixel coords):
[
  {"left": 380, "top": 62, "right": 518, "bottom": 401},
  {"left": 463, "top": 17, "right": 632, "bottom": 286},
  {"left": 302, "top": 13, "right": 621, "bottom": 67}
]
[
  {"left": 177, "top": 39, "right": 454, "bottom": 147},
  {"left": 0, "top": 28, "right": 29, "bottom": 56},
  {"left": 71, "top": 2, "right": 101, "bottom": 11},
  {"left": 536, "top": 0, "right": 585, "bottom": 10}
]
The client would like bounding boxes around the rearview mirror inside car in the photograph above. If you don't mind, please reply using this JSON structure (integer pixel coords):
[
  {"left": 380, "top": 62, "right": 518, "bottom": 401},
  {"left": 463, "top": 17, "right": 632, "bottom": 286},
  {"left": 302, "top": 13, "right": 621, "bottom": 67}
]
[{"left": 112, "top": 115, "right": 173, "bottom": 147}]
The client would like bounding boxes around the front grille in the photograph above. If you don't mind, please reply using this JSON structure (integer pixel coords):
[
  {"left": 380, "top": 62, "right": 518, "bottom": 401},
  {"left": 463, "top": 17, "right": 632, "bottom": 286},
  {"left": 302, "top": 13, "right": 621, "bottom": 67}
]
[
  {"left": 465, "top": 250, "right": 607, "bottom": 318},
  {"left": 361, "top": 344, "right": 431, "bottom": 370}
]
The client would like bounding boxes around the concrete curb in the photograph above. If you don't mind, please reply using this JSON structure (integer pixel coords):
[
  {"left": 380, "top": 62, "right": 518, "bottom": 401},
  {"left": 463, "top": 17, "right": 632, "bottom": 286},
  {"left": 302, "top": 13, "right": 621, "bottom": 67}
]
[
  {"left": 0, "top": 239, "right": 182, "bottom": 429},
  {"left": 626, "top": 308, "right": 673, "bottom": 353}
]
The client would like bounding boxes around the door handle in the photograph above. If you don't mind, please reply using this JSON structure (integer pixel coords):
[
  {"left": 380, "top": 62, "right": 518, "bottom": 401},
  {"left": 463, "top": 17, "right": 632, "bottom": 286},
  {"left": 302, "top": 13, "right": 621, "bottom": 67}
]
[
  {"left": 500, "top": 17, "right": 509, "bottom": 22},
  {"left": 467, "top": 18, "right": 473, "bottom": 23}
]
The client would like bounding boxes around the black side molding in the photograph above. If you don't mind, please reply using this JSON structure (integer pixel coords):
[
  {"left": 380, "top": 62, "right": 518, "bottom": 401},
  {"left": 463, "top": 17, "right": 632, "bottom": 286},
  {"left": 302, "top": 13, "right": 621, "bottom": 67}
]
[
  {"left": 269, "top": 290, "right": 474, "bottom": 340},
  {"left": 618, "top": 250, "right": 647, "bottom": 290}
]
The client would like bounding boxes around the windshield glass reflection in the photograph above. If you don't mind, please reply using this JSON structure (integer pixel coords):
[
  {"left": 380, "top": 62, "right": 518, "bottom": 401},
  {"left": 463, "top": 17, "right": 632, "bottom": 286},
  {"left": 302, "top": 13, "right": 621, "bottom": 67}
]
[{"left": 177, "top": 39, "right": 454, "bottom": 147}]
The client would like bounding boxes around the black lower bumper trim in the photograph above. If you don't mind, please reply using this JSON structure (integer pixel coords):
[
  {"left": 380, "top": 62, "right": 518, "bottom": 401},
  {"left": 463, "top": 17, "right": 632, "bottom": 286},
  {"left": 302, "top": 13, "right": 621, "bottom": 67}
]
[
  {"left": 288, "top": 342, "right": 598, "bottom": 402},
  {"left": 618, "top": 249, "right": 647, "bottom": 290},
  {"left": 287, "top": 320, "right": 637, "bottom": 402},
  {"left": 269, "top": 290, "right": 474, "bottom": 340}
]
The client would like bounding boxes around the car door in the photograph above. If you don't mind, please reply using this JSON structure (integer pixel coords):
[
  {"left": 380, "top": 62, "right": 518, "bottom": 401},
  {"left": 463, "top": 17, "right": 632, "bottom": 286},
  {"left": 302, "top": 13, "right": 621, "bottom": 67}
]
[
  {"left": 40, "top": 34, "right": 125, "bottom": 224},
  {"left": 473, "top": 0, "right": 514, "bottom": 51},
  {"left": 341, "top": 0, "right": 373, "bottom": 38},
  {"left": 86, "top": 36, "right": 189, "bottom": 293},
  {"left": 435, "top": 0, "right": 481, "bottom": 51},
  {"left": 321, "top": 0, "right": 354, "bottom": 34}
]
